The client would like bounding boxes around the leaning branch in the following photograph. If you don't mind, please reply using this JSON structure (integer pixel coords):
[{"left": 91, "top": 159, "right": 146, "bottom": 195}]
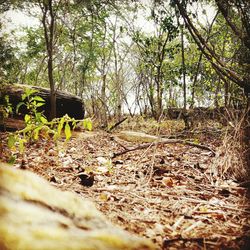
[
  {"left": 174, "top": 0, "right": 245, "bottom": 89},
  {"left": 107, "top": 117, "right": 128, "bottom": 132}
]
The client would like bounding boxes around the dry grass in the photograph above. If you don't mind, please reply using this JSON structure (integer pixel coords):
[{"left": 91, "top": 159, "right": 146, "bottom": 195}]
[
  {"left": 117, "top": 116, "right": 185, "bottom": 135},
  {"left": 211, "top": 110, "right": 249, "bottom": 182}
]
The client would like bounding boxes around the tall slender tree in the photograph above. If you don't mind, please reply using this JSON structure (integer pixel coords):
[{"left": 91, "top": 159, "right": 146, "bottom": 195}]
[{"left": 39, "top": 0, "right": 56, "bottom": 120}]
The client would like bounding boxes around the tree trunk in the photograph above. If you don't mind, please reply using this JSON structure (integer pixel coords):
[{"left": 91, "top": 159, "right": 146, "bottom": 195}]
[
  {"left": 181, "top": 25, "right": 187, "bottom": 111},
  {"left": 190, "top": 52, "right": 203, "bottom": 108},
  {"left": 101, "top": 73, "right": 108, "bottom": 127},
  {"left": 180, "top": 25, "right": 190, "bottom": 129},
  {"left": 214, "top": 77, "right": 220, "bottom": 108},
  {"left": 224, "top": 81, "right": 229, "bottom": 107},
  {"left": 48, "top": 57, "right": 56, "bottom": 120},
  {"left": 41, "top": 0, "right": 56, "bottom": 121}
]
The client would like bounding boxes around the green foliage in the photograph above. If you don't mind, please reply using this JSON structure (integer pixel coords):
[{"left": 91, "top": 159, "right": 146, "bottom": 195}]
[
  {"left": 0, "top": 35, "right": 19, "bottom": 83},
  {"left": 16, "top": 88, "right": 46, "bottom": 125},
  {"left": 2, "top": 0, "right": 247, "bottom": 124},
  {"left": 7, "top": 89, "right": 93, "bottom": 154},
  {"left": 83, "top": 118, "right": 93, "bottom": 131},
  {"left": 0, "top": 95, "right": 13, "bottom": 120},
  {"left": 0, "top": 94, "right": 13, "bottom": 132}
]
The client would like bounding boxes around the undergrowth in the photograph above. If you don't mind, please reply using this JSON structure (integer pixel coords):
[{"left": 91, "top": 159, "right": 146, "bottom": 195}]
[{"left": 211, "top": 112, "right": 248, "bottom": 182}]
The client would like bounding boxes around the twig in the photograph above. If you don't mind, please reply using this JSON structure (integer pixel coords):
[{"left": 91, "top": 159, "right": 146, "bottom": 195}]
[
  {"left": 107, "top": 117, "right": 128, "bottom": 132},
  {"left": 112, "top": 139, "right": 215, "bottom": 158},
  {"left": 110, "top": 136, "right": 129, "bottom": 150},
  {"left": 163, "top": 237, "right": 205, "bottom": 248}
]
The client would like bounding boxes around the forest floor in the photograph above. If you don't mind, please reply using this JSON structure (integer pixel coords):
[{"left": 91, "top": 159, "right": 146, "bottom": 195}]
[{"left": 1, "top": 118, "right": 250, "bottom": 249}]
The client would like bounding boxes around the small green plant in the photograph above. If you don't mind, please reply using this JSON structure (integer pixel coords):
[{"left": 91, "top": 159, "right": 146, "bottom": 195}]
[
  {"left": 0, "top": 95, "right": 13, "bottom": 126},
  {"left": 16, "top": 88, "right": 47, "bottom": 126},
  {"left": 8, "top": 88, "right": 92, "bottom": 154},
  {"left": 3, "top": 95, "right": 13, "bottom": 118},
  {"left": 83, "top": 118, "right": 93, "bottom": 131},
  {"left": 105, "top": 159, "right": 113, "bottom": 174}
]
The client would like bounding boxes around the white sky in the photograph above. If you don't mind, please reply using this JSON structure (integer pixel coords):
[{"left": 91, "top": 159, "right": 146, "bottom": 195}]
[
  {"left": 0, "top": 1, "right": 216, "bottom": 37},
  {"left": 1, "top": 5, "right": 156, "bottom": 36},
  {"left": 1, "top": 10, "right": 39, "bottom": 33}
]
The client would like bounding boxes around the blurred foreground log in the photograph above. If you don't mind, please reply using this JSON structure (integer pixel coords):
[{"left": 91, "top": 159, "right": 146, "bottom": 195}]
[{"left": 0, "top": 164, "right": 155, "bottom": 250}]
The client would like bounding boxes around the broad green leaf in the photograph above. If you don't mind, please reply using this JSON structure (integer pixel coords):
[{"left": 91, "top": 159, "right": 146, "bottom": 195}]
[
  {"left": 32, "top": 96, "right": 45, "bottom": 102},
  {"left": 71, "top": 119, "right": 76, "bottom": 129},
  {"left": 40, "top": 116, "right": 48, "bottom": 124},
  {"left": 83, "top": 118, "right": 92, "bottom": 131},
  {"left": 8, "top": 134, "right": 16, "bottom": 148},
  {"left": 4, "top": 95, "right": 10, "bottom": 102},
  {"left": 24, "top": 114, "right": 31, "bottom": 123},
  {"left": 26, "top": 88, "right": 38, "bottom": 96},
  {"left": 18, "top": 139, "right": 25, "bottom": 153},
  {"left": 21, "top": 93, "right": 27, "bottom": 101},
  {"left": 33, "top": 127, "right": 41, "bottom": 140},
  {"left": 64, "top": 123, "right": 72, "bottom": 141},
  {"left": 35, "top": 112, "right": 41, "bottom": 122},
  {"left": 21, "top": 124, "right": 33, "bottom": 135},
  {"left": 36, "top": 102, "right": 45, "bottom": 107},
  {"left": 57, "top": 117, "right": 65, "bottom": 135},
  {"left": 53, "top": 131, "right": 59, "bottom": 141}
]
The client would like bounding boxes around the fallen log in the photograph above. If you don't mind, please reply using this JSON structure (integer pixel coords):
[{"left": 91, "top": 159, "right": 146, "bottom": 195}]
[
  {"left": 0, "top": 163, "right": 156, "bottom": 250},
  {"left": 112, "top": 131, "right": 215, "bottom": 158},
  {"left": 0, "top": 83, "right": 84, "bottom": 121}
]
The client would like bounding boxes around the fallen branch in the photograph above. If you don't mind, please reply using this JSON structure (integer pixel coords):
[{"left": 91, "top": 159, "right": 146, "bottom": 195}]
[
  {"left": 112, "top": 139, "right": 215, "bottom": 158},
  {"left": 163, "top": 236, "right": 205, "bottom": 247},
  {"left": 110, "top": 136, "right": 129, "bottom": 150},
  {"left": 107, "top": 117, "right": 128, "bottom": 132},
  {"left": 161, "top": 128, "right": 223, "bottom": 139}
]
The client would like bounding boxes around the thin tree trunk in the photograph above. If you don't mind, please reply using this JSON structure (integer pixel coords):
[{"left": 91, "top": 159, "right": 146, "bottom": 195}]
[
  {"left": 190, "top": 52, "right": 203, "bottom": 108},
  {"left": 181, "top": 25, "right": 187, "bottom": 111},
  {"left": 224, "top": 81, "right": 229, "bottom": 107},
  {"left": 180, "top": 25, "right": 189, "bottom": 129},
  {"left": 101, "top": 73, "right": 108, "bottom": 127},
  {"left": 41, "top": 0, "right": 56, "bottom": 120},
  {"left": 214, "top": 77, "right": 220, "bottom": 108}
]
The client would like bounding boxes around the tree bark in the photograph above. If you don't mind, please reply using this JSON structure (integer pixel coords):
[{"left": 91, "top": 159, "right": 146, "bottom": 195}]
[
  {"left": 0, "top": 84, "right": 85, "bottom": 131},
  {"left": 41, "top": 0, "right": 56, "bottom": 120}
]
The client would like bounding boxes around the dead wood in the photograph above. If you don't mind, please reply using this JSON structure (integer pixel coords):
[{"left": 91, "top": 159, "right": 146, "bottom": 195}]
[
  {"left": 107, "top": 117, "right": 128, "bottom": 132},
  {"left": 163, "top": 237, "right": 205, "bottom": 247},
  {"left": 0, "top": 84, "right": 84, "bottom": 123},
  {"left": 161, "top": 128, "right": 223, "bottom": 139},
  {"left": 112, "top": 138, "right": 215, "bottom": 158}
]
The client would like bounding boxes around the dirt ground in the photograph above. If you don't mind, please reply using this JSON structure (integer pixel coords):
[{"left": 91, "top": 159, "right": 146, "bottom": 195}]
[{"left": 1, "top": 119, "right": 250, "bottom": 249}]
